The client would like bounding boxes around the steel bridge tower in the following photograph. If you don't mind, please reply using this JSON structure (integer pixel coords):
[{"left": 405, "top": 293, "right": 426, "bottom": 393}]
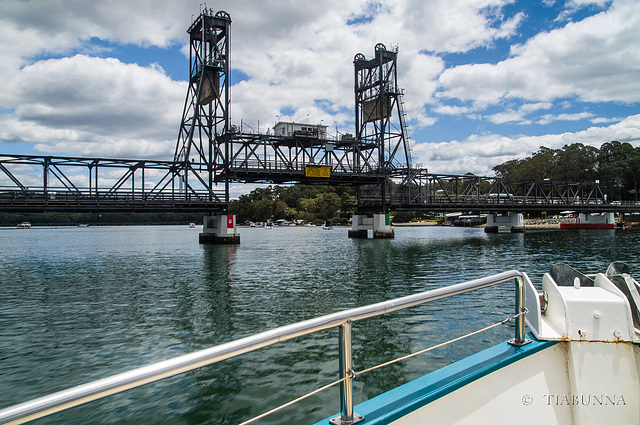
[
  {"left": 349, "top": 44, "right": 411, "bottom": 238},
  {"left": 174, "top": 8, "right": 231, "bottom": 204},
  {"left": 174, "top": 9, "right": 238, "bottom": 243},
  {"left": 354, "top": 43, "right": 411, "bottom": 174}
]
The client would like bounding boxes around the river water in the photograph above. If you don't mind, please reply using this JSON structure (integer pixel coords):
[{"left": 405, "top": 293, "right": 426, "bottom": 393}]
[{"left": 1, "top": 224, "right": 638, "bottom": 424}]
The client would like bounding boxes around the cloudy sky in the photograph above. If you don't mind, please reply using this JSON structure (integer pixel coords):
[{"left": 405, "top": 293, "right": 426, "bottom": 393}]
[{"left": 0, "top": 0, "right": 639, "bottom": 184}]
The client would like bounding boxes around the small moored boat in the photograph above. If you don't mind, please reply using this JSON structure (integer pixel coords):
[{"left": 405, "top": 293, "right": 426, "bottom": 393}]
[{"left": 16, "top": 222, "right": 31, "bottom": 229}]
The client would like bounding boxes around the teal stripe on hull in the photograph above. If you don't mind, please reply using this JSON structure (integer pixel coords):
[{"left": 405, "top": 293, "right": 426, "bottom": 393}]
[{"left": 315, "top": 334, "right": 556, "bottom": 425}]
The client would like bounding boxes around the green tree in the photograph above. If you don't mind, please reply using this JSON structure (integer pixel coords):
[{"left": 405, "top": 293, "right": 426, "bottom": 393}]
[
  {"left": 253, "top": 199, "right": 273, "bottom": 222},
  {"left": 492, "top": 141, "right": 640, "bottom": 203},
  {"left": 340, "top": 192, "right": 355, "bottom": 217},
  {"left": 316, "top": 192, "right": 341, "bottom": 220},
  {"left": 392, "top": 211, "right": 414, "bottom": 223},
  {"left": 629, "top": 147, "right": 640, "bottom": 202},
  {"left": 229, "top": 198, "right": 252, "bottom": 223},
  {"left": 297, "top": 197, "right": 318, "bottom": 221},
  {"left": 597, "top": 141, "right": 635, "bottom": 201},
  {"left": 229, "top": 183, "right": 355, "bottom": 223},
  {"left": 555, "top": 143, "right": 598, "bottom": 182},
  {"left": 272, "top": 199, "right": 288, "bottom": 220},
  {"left": 493, "top": 159, "right": 522, "bottom": 182},
  {"left": 522, "top": 147, "right": 559, "bottom": 180},
  {"left": 492, "top": 147, "right": 560, "bottom": 182}
]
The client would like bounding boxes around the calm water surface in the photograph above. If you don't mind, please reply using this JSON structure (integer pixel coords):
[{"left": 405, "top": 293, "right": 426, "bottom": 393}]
[{"left": 1, "top": 225, "right": 638, "bottom": 424}]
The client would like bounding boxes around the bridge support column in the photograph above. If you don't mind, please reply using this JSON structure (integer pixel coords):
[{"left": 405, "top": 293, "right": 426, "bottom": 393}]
[
  {"left": 348, "top": 214, "right": 394, "bottom": 239},
  {"left": 348, "top": 214, "right": 370, "bottom": 238},
  {"left": 560, "top": 212, "right": 615, "bottom": 229},
  {"left": 485, "top": 213, "right": 525, "bottom": 233},
  {"left": 579, "top": 212, "right": 615, "bottom": 225},
  {"left": 373, "top": 213, "right": 394, "bottom": 238},
  {"left": 199, "top": 214, "right": 240, "bottom": 244}
]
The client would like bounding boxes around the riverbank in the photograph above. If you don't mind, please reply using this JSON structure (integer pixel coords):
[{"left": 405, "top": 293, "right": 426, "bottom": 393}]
[
  {"left": 392, "top": 220, "right": 439, "bottom": 226},
  {"left": 523, "top": 218, "right": 574, "bottom": 229},
  {"left": 393, "top": 218, "right": 576, "bottom": 229}
]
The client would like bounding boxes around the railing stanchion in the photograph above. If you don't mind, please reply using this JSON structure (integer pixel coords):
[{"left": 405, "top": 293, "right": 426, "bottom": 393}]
[
  {"left": 332, "top": 321, "right": 363, "bottom": 424},
  {"left": 339, "top": 321, "right": 353, "bottom": 422},
  {"left": 509, "top": 276, "right": 530, "bottom": 347}
]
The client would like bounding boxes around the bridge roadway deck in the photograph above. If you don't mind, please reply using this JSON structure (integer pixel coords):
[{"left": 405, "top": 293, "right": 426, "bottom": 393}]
[
  {"left": 389, "top": 200, "right": 640, "bottom": 214},
  {"left": 2, "top": 192, "right": 637, "bottom": 215},
  {"left": 221, "top": 167, "right": 384, "bottom": 185},
  {"left": 2, "top": 153, "right": 640, "bottom": 215},
  {"left": 0, "top": 192, "right": 228, "bottom": 213}
]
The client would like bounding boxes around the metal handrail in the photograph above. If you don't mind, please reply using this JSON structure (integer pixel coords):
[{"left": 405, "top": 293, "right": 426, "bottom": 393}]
[{"left": 0, "top": 270, "right": 528, "bottom": 425}]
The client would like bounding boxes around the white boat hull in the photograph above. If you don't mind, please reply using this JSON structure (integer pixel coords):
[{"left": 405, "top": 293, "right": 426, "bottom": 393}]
[
  {"left": 316, "top": 263, "right": 640, "bottom": 425},
  {"left": 314, "top": 337, "right": 639, "bottom": 425}
]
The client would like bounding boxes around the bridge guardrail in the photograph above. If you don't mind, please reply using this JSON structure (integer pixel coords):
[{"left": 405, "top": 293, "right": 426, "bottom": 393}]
[{"left": 0, "top": 187, "right": 229, "bottom": 212}]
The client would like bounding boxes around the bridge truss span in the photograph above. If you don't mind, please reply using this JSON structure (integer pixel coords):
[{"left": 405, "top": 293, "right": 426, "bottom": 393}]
[
  {"left": 385, "top": 171, "right": 622, "bottom": 213},
  {"left": 0, "top": 154, "right": 227, "bottom": 213},
  {"left": 218, "top": 130, "right": 387, "bottom": 185}
]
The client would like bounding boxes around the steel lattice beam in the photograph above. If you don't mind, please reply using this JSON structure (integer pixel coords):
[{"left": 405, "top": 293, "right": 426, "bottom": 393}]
[{"left": 0, "top": 154, "right": 226, "bottom": 212}]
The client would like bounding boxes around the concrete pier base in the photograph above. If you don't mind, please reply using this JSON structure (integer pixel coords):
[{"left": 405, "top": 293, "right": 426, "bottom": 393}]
[
  {"left": 199, "top": 214, "right": 240, "bottom": 244},
  {"left": 485, "top": 213, "right": 525, "bottom": 233},
  {"left": 349, "top": 214, "right": 394, "bottom": 239},
  {"left": 348, "top": 229, "right": 369, "bottom": 238},
  {"left": 373, "top": 229, "right": 395, "bottom": 238},
  {"left": 560, "top": 212, "right": 615, "bottom": 229}
]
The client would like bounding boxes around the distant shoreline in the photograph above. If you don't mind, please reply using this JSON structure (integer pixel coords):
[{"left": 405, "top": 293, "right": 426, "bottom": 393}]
[
  {"left": 392, "top": 221, "right": 439, "bottom": 227},
  {"left": 393, "top": 219, "right": 572, "bottom": 229},
  {"left": 524, "top": 222, "right": 561, "bottom": 229}
]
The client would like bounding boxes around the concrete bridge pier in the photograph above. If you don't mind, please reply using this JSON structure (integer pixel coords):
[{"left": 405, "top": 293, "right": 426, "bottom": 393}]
[
  {"left": 578, "top": 212, "right": 615, "bottom": 225},
  {"left": 199, "top": 214, "right": 241, "bottom": 244},
  {"left": 485, "top": 213, "right": 525, "bottom": 233},
  {"left": 560, "top": 212, "right": 615, "bottom": 229},
  {"left": 348, "top": 213, "right": 394, "bottom": 239}
]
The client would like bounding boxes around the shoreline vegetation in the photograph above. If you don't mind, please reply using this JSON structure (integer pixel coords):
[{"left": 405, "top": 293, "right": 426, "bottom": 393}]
[
  {"left": 0, "top": 212, "right": 202, "bottom": 227},
  {"left": 393, "top": 218, "right": 576, "bottom": 229},
  {"left": 2, "top": 141, "right": 638, "bottom": 228},
  {"left": 3, "top": 218, "right": 578, "bottom": 230}
]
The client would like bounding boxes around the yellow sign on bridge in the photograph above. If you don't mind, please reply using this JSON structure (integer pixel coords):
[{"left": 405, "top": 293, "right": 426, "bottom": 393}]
[{"left": 305, "top": 165, "right": 331, "bottom": 178}]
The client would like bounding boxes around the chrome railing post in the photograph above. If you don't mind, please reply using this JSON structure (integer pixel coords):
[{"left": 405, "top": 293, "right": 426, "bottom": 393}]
[
  {"left": 331, "top": 320, "right": 363, "bottom": 424},
  {"left": 509, "top": 275, "right": 530, "bottom": 347},
  {"left": 339, "top": 321, "right": 354, "bottom": 422}
]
